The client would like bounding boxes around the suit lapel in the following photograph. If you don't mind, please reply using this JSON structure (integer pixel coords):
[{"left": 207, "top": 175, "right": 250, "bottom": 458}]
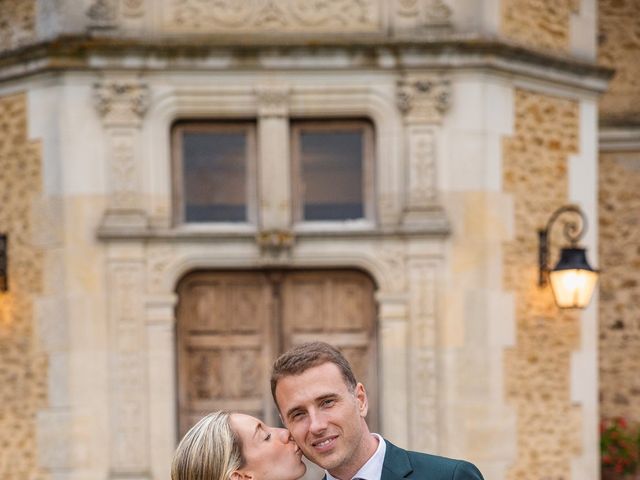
[{"left": 380, "top": 440, "right": 413, "bottom": 480}]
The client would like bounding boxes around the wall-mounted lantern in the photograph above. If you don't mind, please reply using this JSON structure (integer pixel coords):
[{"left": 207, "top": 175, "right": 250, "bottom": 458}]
[
  {"left": 0, "top": 234, "right": 7, "bottom": 292},
  {"left": 538, "top": 205, "right": 598, "bottom": 309}
]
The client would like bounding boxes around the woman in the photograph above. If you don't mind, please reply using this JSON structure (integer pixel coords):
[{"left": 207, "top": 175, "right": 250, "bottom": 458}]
[{"left": 172, "top": 411, "right": 307, "bottom": 480}]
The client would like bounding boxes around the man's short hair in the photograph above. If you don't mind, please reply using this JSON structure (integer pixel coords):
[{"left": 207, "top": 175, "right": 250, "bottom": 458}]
[{"left": 270, "top": 341, "right": 358, "bottom": 406}]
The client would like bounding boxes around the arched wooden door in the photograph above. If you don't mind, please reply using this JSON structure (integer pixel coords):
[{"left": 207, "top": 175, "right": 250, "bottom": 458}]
[{"left": 176, "top": 269, "right": 378, "bottom": 438}]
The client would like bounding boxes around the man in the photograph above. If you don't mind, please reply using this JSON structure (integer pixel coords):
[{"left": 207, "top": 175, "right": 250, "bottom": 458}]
[{"left": 271, "top": 342, "right": 484, "bottom": 480}]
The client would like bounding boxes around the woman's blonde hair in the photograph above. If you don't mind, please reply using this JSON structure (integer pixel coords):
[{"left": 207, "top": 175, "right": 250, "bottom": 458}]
[{"left": 171, "top": 411, "right": 245, "bottom": 480}]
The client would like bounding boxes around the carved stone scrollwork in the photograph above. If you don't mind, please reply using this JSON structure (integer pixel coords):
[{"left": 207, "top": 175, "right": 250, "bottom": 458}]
[
  {"left": 394, "top": 0, "right": 451, "bottom": 31},
  {"left": 397, "top": 73, "right": 450, "bottom": 124},
  {"left": 165, "top": 0, "right": 380, "bottom": 32},
  {"left": 94, "top": 80, "right": 150, "bottom": 128},
  {"left": 88, "top": 0, "right": 145, "bottom": 26}
]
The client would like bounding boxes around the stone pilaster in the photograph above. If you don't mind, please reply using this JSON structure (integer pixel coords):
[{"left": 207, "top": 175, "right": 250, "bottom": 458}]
[
  {"left": 107, "top": 245, "right": 150, "bottom": 480},
  {"left": 94, "top": 78, "right": 150, "bottom": 231},
  {"left": 407, "top": 257, "right": 439, "bottom": 452},
  {"left": 397, "top": 73, "right": 450, "bottom": 230}
]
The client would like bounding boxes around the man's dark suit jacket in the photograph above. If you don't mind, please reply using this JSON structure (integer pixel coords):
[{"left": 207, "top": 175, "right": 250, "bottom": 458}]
[{"left": 380, "top": 439, "right": 484, "bottom": 480}]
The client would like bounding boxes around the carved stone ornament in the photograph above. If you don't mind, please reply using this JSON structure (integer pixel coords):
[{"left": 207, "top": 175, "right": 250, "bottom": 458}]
[
  {"left": 255, "top": 85, "right": 290, "bottom": 118},
  {"left": 94, "top": 80, "right": 150, "bottom": 127},
  {"left": 396, "top": 0, "right": 451, "bottom": 26},
  {"left": 110, "top": 131, "right": 138, "bottom": 208},
  {"left": 407, "top": 126, "right": 437, "bottom": 207},
  {"left": 256, "top": 229, "right": 294, "bottom": 249},
  {"left": 397, "top": 73, "right": 451, "bottom": 124},
  {"left": 165, "top": 0, "right": 380, "bottom": 32},
  {"left": 397, "top": 0, "right": 419, "bottom": 17},
  {"left": 256, "top": 229, "right": 295, "bottom": 263},
  {"left": 122, "top": 0, "right": 145, "bottom": 17},
  {"left": 87, "top": 0, "right": 118, "bottom": 27},
  {"left": 425, "top": 0, "right": 451, "bottom": 25},
  {"left": 376, "top": 246, "right": 406, "bottom": 293}
]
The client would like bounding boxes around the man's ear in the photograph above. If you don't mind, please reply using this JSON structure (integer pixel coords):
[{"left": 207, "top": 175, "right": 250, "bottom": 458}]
[{"left": 355, "top": 383, "right": 369, "bottom": 417}]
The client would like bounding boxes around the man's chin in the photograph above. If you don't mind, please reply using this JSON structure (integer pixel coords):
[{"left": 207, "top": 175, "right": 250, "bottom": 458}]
[{"left": 302, "top": 453, "right": 340, "bottom": 472}]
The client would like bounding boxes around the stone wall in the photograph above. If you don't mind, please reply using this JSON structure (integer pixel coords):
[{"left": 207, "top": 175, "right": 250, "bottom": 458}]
[
  {"left": 503, "top": 89, "right": 581, "bottom": 479},
  {"left": 0, "top": 0, "right": 37, "bottom": 52},
  {"left": 598, "top": 0, "right": 640, "bottom": 125},
  {"left": 501, "top": 0, "right": 578, "bottom": 53},
  {"left": 0, "top": 93, "right": 48, "bottom": 480},
  {"left": 599, "top": 151, "right": 640, "bottom": 422}
]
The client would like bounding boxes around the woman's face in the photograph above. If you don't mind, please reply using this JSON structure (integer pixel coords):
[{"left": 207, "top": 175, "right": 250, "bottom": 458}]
[{"left": 230, "top": 413, "right": 306, "bottom": 480}]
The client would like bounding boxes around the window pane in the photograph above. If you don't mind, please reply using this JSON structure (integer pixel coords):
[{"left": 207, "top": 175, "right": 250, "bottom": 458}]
[
  {"left": 182, "top": 130, "right": 247, "bottom": 222},
  {"left": 299, "top": 130, "right": 364, "bottom": 221}
]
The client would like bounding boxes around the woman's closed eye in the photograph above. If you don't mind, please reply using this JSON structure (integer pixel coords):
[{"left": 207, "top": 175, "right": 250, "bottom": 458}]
[{"left": 264, "top": 432, "right": 272, "bottom": 441}]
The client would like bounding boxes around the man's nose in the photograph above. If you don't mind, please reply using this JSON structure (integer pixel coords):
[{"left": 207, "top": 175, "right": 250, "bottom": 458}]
[{"left": 308, "top": 411, "right": 328, "bottom": 434}]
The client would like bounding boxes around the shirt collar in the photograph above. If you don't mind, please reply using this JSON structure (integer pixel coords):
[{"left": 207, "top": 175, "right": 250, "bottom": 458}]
[{"left": 325, "top": 434, "right": 386, "bottom": 480}]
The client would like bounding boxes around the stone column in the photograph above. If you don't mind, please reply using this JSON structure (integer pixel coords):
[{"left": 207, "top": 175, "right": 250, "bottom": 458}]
[
  {"left": 255, "top": 85, "right": 291, "bottom": 232},
  {"left": 397, "top": 73, "right": 450, "bottom": 230},
  {"left": 94, "top": 78, "right": 150, "bottom": 231}
]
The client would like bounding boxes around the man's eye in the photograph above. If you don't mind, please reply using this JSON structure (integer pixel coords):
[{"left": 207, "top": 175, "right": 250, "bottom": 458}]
[
  {"left": 264, "top": 433, "right": 272, "bottom": 441},
  {"left": 322, "top": 399, "right": 335, "bottom": 407},
  {"left": 291, "top": 412, "right": 304, "bottom": 421}
]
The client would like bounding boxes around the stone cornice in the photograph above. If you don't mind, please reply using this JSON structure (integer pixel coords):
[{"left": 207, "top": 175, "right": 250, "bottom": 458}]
[
  {"left": 96, "top": 224, "right": 450, "bottom": 242},
  {"left": 0, "top": 34, "right": 613, "bottom": 94},
  {"left": 599, "top": 127, "right": 640, "bottom": 152}
]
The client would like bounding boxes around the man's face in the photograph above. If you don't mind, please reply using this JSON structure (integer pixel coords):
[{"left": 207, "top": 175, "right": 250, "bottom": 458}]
[{"left": 274, "top": 362, "right": 370, "bottom": 479}]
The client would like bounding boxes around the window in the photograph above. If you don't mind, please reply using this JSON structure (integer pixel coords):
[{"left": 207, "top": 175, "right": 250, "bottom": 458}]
[
  {"left": 172, "top": 122, "right": 256, "bottom": 224},
  {"left": 292, "top": 120, "right": 374, "bottom": 223},
  {"left": 172, "top": 119, "right": 375, "bottom": 227}
]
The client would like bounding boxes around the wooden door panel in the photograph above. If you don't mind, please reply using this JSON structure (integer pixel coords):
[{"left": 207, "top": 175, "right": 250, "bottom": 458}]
[
  {"left": 176, "top": 269, "right": 378, "bottom": 438},
  {"left": 288, "top": 280, "right": 326, "bottom": 331},
  {"left": 176, "top": 272, "right": 274, "bottom": 436},
  {"left": 332, "top": 279, "right": 370, "bottom": 331}
]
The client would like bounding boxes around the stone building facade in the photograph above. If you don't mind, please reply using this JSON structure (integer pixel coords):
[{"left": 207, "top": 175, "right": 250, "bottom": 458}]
[
  {"left": 598, "top": 0, "right": 640, "bottom": 424},
  {"left": 0, "top": 1, "right": 613, "bottom": 480}
]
